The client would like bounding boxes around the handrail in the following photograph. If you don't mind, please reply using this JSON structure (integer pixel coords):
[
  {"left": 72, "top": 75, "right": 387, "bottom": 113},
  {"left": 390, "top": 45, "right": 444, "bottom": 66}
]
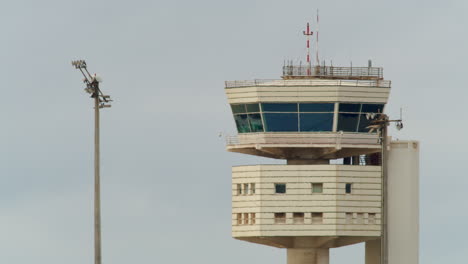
[{"left": 225, "top": 79, "right": 391, "bottom": 88}]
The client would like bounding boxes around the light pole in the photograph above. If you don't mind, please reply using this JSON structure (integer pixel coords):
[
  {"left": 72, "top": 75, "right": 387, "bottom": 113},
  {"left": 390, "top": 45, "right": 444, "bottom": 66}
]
[
  {"left": 72, "top": 60, "right": 112, "bottom": 264},
  {"left": 367, "top": 113, "right": 403, "bottom": 264}
]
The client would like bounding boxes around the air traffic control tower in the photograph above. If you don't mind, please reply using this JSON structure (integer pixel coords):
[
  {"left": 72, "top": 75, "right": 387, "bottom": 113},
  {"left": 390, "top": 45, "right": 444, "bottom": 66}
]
[{"left": 223, "top": 50, "right": 419, "bottom": 263}]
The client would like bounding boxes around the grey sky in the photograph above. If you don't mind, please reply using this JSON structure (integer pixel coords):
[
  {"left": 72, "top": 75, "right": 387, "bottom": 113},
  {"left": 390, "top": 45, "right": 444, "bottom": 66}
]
[{"left": 0, "top": 0, "right": 466, "bottom": 263}]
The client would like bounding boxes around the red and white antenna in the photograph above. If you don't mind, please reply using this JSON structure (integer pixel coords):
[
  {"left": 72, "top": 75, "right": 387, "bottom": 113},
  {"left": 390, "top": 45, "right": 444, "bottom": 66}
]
[
  {"left": 316, "top": 9, "right": 320, "bottom": 66},
  {"left": 303, "top": 22, "right": 314, "bottom": 75}
]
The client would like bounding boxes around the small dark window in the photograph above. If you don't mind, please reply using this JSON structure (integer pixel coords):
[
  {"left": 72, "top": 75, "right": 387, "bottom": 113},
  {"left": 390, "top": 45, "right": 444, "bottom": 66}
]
[
  {"left": 312, "top": 213, "right": 323, "bottom": 224},
  {"left": 345, "top": 183, "right": 352, "bottom": 194},
  {"left": 312, "top": 183, "right": 323, "bottom": 193},
  {"left": 274, "top": 213, "right": 286, "bottom": 224},
  {"left": 293, "top": 213, "right": 305, "bottom": 224},
  {"left": 275, "top": 183, "right": 286, "bottom": 194}
]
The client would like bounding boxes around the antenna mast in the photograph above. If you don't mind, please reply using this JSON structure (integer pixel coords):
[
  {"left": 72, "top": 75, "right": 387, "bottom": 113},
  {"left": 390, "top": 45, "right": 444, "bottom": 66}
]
[
  {"left": 303, "top": 22, "right": 314, "bottom": 76},
  {"left": 316, "top": 9, "right": 320, "bottom": 66}
]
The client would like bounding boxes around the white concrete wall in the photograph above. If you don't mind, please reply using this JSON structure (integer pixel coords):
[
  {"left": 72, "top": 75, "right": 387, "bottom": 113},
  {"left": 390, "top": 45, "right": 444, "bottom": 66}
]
[
  {"left": 225, "top": 83, "right": 390, "bottom": 104},
  {"left": 387, "top": 141, "right": 419, "bottom": 264},
  {"left": 232, "top": 165, "right": 382, "bottom": 238}
]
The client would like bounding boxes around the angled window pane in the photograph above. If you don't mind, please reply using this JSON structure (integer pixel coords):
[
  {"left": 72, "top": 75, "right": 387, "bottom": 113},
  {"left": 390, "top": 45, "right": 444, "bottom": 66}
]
[
  {"left": 299, "top": 113, "right": 333, "bottom": 132},
  {"left": 231, "top": 104, "right": 246, "bottom": 114},
  {"left": 299, "top": 103, "right": 334, "bottom": 112},
  {"left": 357, "top": 114, "right": 374, "bottom": 132},
  {"left": 234, "top": 114, "right": 251, "bottom": 133},
  {"left": 263, "top": 113, "right": 298, "bottom": 132},
  {"left": 248, "top": 113, "right": 264, "bottom": 132},
  {"left": 337, "top": 113, "right": 359, "bottom": 132},
  {"left": 262, "top": 103, "right": 297, "bottom": 112},
  {"left": 339, "top": 103, "right": 361, "bottom": 113},
  {"left": 246, "top": 103, "right": 260, "bottom": 113},
  {"left": 361, "top": 104, "right": 384, "bottom": 113}
]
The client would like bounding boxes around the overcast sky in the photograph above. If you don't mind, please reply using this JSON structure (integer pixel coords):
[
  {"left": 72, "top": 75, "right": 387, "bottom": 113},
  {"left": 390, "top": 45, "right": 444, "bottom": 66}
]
[{"left": 0, "top": 0, "right": 466, "bottom": 263}]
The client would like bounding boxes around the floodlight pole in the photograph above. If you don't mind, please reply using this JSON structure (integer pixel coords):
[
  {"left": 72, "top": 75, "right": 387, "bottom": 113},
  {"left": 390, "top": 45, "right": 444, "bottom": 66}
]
[
  {"left": 93, "top": 85, "right": 102, "bottom": 264},
  {"left": 72, "top": 60, "right": 111, "bottom": 264},
  {"left": 367, "top": 114, "right": 402, "bottom": 264}
]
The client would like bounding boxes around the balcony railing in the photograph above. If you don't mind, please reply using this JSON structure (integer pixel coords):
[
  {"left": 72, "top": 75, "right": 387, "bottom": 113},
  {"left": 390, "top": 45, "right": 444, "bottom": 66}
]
[
  {"left": 282, "top": 65, "right": 383, "bottom": 80},
  {"left": 225, "top": 78, "right": 391, "bottom": 89}
]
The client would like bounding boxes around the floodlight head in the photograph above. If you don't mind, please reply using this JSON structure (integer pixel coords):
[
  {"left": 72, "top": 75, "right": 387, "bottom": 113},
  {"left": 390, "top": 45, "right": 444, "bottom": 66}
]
[
  {"left": 396, "top": 122, "right": 404, "bottom": 131},
  {"left": 71, "top": 60, "right": 87, "bottom": 69}
]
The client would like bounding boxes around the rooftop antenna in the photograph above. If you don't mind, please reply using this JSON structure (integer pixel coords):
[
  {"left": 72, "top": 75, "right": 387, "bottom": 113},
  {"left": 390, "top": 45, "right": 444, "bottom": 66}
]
[
  {"left": 316, "top": 9, "right": 320, "bottom": 66},
  {"left": 303, "top": 22, "right": 314, "bottom": 75},
  {"left": 71, "top": 60, "right": 112, "bottom": 264}
]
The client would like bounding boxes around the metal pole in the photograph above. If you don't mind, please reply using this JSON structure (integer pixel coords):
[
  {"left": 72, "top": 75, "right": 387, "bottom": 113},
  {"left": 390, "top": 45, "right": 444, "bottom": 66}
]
[
  {"left": 381, "top": 121, "right": 388, "bottom": 264},
  {"left": 94, "top": 88, "right": 102, "bottom": 264}
]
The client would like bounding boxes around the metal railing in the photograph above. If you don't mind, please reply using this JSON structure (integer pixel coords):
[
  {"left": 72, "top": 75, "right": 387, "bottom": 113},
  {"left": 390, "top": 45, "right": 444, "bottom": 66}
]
[
  {"left": 282, "top": 65, "right": 383, "bottom": 79},
  {"left": 225, "top": 78, "right": 391, "bottom": 88}
]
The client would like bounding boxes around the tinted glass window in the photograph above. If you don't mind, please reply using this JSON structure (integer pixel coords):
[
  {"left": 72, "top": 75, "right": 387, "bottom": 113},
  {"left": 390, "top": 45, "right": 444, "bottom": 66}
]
[
  {"left": 300, "top": 113, "right": 333, "bottom": 132},
  {"left": 361, "top": 104, "right": 384, "bottom": 113},
  {"left": 339, "top": 104, "right": 361, "bottom": 112},
  {"left": 337, "top": 113, "right": 359, "bottom": 132},
  {"left": 234, "top": 114, "right": 250, "bottom": 133},
  {"left": 299, "top": 103, "right": 334, "bottom": 112},
  {"left": 357, "top": 114, "right": 372, "bottom": 132},
  {"left": 248, "top": 114, "right": 264, "bottom": 132},
  {"left": 231, "top": 104, "right": 246, "bottom": 114},
  {"left": 262, "top": 103, "right": 297, "bottom": 112},
  {"left": 263, "top": 113, "right": 298, "bottom": 132},
  {"left": 246, "top": 103, "right": 260, "bottom": 113}
]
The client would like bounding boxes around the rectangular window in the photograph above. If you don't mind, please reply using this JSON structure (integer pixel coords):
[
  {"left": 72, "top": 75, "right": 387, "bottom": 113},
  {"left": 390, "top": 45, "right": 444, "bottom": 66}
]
[
  {"left": 244, "top": 184, "right": 249, "bottom": 195},
  {"left": 246, "top": 103, "right": 260, "bottom": 113},
  {"left": 262, "top": 103, "right": 298, "bottom": 112},
  {"left": 251, "top": 183, "right": 256, "bottom": 194},
  {"left": 339, "top": 103, "right": 361, "bottom": 112},
  {"left": 368, "top": 213, "right": 376, "bottom": 224},
  {"left": 345, "top": 183, "right": 352, "bottom": 194},
  {"left": 345, "top": 213, "right": 353, "bottom": 224},
  {"left": 299, "top": 103, "right": 334, "bottom": 112},
  {"left": 275, "top": 183, "right": 286, "bottom": 194},
  {"left": 234, "top": 114, "right": 251, "bottom": 133},
  {"left": 237, "top": 213, "right": 242, "bottom": 225},
  {"left": 312, "top": 183, "right": 323, "bottom": 193},
  {"left": 274, "top": 213, "right": 286, "bottom": 224},
  {"left": 293, "top": 213, "right": 305, "bottom": 224},
  {"left": 243, "top": 213, "right": 249, "bottom": 225},
  {"left": 237, "top": 184, "right": 242, "bottom": 195},
  {"left": 311, "top": 213, "right": 323, "bottom": 224},
  {"left": 299, "top": 113, "right": 334, "bottom": 132},
  {"left": 231, "top": 104, "right": 246, "bottom": 114},
  {"left": 250, "top": 213, "right": 256, "bottom": 224},
  {"left": 263, "top": 113, "right": 299, "bottom": 132},
  {"left": 248, "top": 113, "right": 264, "bottom": 132},
  {"left": 357, "top": 213, "right": 364, "bottom": 224}
]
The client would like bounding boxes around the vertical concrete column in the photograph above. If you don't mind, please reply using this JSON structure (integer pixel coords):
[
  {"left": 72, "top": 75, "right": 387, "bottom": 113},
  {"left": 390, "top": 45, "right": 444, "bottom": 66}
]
[
  {"left": 287, "top": 248, "right": 329, "bottom": 264},
  {"left": 387, "top": 141, "right": 419, "bottom": 264},
  {"left": 365, "top": 239, "right": 381, "bottom": 264}
]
